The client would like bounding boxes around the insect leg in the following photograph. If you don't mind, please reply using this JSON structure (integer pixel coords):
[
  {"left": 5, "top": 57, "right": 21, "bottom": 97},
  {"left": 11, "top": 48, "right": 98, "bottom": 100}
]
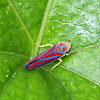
[
  {"left": 36, "top": 44, "right": 53, "bottom": 47},
  {"left": 50, "top": 58, "right": 62, "bottom": 72},
  {"left": 65, "top": 53, "right": 69, "bottom": 56},
  {"left": 60, "top": 53, "right": 69, "bottom": 58}
]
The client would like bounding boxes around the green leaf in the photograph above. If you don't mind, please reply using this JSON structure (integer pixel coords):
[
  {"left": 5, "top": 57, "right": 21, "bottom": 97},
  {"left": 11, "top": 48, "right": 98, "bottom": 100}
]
[{"left": 0, "top": 0, "right": 100, "bottom": 100}]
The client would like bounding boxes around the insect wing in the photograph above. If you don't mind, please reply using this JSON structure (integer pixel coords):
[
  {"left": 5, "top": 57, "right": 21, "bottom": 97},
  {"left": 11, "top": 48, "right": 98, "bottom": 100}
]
[{"left": 25, "top": 44, "right": 64, "bottom": 70}]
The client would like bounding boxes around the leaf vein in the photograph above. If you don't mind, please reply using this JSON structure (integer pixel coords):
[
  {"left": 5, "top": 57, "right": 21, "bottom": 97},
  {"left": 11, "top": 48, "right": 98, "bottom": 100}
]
[
  {"left": 0, "top": 50, "right": 29, "bottom": 60},
  {"left": 33, "top": 0, "right": 53, "bottom": 57},
  {"left": 7, "top": 0, "right": 34, "bottom": 57}
]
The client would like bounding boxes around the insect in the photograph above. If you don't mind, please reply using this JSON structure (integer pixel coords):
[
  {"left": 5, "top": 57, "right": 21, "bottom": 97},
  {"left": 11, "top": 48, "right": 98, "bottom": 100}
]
[{"left": 25, "top": 41, "right": 71, "bottom": 71}]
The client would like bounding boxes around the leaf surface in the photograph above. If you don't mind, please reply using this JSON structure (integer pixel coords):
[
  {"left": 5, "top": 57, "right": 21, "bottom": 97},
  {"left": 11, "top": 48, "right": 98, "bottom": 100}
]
[{"left": 0, "top": 0, "right": 100, "bottom": 100}]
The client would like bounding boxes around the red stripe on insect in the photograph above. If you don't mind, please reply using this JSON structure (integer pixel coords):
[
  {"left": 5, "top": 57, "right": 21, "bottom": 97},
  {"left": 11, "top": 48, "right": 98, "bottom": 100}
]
[
  {"left": 27, "top": 57, "right": 60, "bottom": 69},
  {"left": 40, "top": 45, "right": 56, "bottom": 57},
  {"left": 40, "top": 52, "right": 63, "bottom": 59}
]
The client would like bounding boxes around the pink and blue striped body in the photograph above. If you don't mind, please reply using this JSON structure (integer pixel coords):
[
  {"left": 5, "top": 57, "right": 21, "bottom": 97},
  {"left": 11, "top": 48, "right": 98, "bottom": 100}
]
[{"left": 25, "top": 41, "right": 71, "bottom": 70}]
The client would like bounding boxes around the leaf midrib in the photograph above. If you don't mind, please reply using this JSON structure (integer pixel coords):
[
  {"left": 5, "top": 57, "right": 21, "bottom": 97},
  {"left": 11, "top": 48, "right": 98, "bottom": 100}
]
[{"left": 33, "top": 0, "right": 53, "bottom": 58}]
